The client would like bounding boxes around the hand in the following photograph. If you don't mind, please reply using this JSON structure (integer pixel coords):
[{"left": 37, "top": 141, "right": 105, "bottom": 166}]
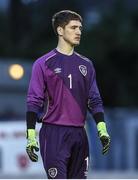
[
  {"left": 26, "top": 129, "right": 39, "bottom": 162},
  {"left": 97, "top": 122, "right": 110, "bottom": 155},
  {"left": 99, "top": 134, "right": 110, "bottom": 155}
]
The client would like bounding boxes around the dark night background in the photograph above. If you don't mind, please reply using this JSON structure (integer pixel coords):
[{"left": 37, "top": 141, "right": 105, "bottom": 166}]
[{"left": 0, "top": 0, "right": 138, "bottom": 107}]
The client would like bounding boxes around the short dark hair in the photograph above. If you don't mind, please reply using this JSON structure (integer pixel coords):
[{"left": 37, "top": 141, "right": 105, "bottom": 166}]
[{"left": 52, "top": 10, "right": 82, "bottom": 35}]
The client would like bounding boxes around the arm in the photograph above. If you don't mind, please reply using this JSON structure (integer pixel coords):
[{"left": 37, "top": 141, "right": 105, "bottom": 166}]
[
  {"left": 87, "top": 62, "right": 110, "bottom": 155},
  {"left": 26, "top": 61, "right": 46, "bottom": 162}
]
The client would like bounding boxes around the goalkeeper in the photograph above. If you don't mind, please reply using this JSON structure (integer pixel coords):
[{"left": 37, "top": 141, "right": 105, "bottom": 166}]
[{"left": 26, "top": 10, "right": 110, "bottom": 179}]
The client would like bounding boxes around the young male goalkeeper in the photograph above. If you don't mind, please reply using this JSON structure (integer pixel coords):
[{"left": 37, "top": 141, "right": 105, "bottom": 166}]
[{"left": 26, "top": 10, "right": 110, "bottom": 179}]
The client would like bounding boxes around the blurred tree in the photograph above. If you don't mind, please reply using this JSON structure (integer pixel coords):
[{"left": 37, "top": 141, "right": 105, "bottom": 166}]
[
  {"left": 78, "top": 0, "right": 138, "bottom": 106},
  {"left": 8, "top": 0, "right": 31, "bottom": 57},
  {"left": 0, "top": 0, "right": 137, "bottom": 107}
]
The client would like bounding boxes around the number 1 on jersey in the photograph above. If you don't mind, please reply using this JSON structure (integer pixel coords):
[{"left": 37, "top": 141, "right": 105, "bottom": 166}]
[{"left": 68, "top": 74, "right": 72, "bottom": 89}]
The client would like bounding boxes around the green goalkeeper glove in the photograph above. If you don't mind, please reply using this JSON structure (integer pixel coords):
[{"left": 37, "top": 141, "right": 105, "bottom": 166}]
[
  {"left": 97, "top": 122, "right": 110, "bottom": 155},
  {"left": 26, "top": 129, "right": 39, "bottom": 162}
]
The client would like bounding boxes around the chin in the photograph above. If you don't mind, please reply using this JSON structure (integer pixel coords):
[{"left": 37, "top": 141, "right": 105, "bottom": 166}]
[{"left": 73, "top": 41, "right": 80, "bottom": 46}]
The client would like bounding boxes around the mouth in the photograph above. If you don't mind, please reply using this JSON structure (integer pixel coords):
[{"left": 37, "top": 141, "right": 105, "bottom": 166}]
[{"left": 75, "top": 37, "right": 81, "bottom": 41}]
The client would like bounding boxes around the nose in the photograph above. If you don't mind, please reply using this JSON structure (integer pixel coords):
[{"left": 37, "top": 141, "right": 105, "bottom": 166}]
[{"left": 76, "top": 28, "right": 81, "bottom": 35}]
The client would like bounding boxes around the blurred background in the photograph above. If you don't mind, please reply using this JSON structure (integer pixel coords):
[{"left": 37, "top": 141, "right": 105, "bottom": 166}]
[{"left": 0, "top": 0, "right": 138, "bottom": 178}]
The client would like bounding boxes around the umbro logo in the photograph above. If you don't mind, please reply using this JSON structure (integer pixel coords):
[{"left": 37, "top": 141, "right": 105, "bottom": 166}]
[{"left": 54, "top": 68, "right": 62, "bottom": 73}]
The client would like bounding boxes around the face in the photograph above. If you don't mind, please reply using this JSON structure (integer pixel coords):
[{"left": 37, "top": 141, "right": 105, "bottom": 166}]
[{"left": 58, "top": 20, "right": 82, "bottom": 46}]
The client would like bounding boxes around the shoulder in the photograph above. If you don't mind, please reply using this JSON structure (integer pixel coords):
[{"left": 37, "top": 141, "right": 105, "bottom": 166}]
[
  {"left": 74, "top": 51, "right": 94, "bottom": 65},
  {"left": 33, "top": 49, "right": 57, "bottom": 66}
]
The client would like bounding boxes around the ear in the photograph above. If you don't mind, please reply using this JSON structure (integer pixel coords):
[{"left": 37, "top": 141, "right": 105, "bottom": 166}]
[{"left": 57, "top": 26, "right": 63, "bottom": 36}]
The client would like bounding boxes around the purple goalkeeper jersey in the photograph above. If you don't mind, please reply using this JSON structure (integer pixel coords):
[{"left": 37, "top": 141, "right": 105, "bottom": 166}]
[{"left": 27, "top": 49, "right": 104, "bottom": 127}]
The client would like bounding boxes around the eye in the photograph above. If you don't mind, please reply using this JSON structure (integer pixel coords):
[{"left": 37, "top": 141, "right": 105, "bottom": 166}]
[{"left": 71, "top": 26, "right": 76, "bottom": 29}]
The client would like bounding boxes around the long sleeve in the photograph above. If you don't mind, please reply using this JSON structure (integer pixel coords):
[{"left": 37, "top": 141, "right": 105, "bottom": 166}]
[
  {"left": 27, "top": 61, "right": 46, "bottom": 114},
  {"left": 87, "top": 62, "right": 104, "bottom": 116}
]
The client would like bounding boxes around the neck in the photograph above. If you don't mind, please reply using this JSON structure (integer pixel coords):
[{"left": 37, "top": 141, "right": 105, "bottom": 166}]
[{"left": 56, "top": 38, "right": 74, "bottom": 55}]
